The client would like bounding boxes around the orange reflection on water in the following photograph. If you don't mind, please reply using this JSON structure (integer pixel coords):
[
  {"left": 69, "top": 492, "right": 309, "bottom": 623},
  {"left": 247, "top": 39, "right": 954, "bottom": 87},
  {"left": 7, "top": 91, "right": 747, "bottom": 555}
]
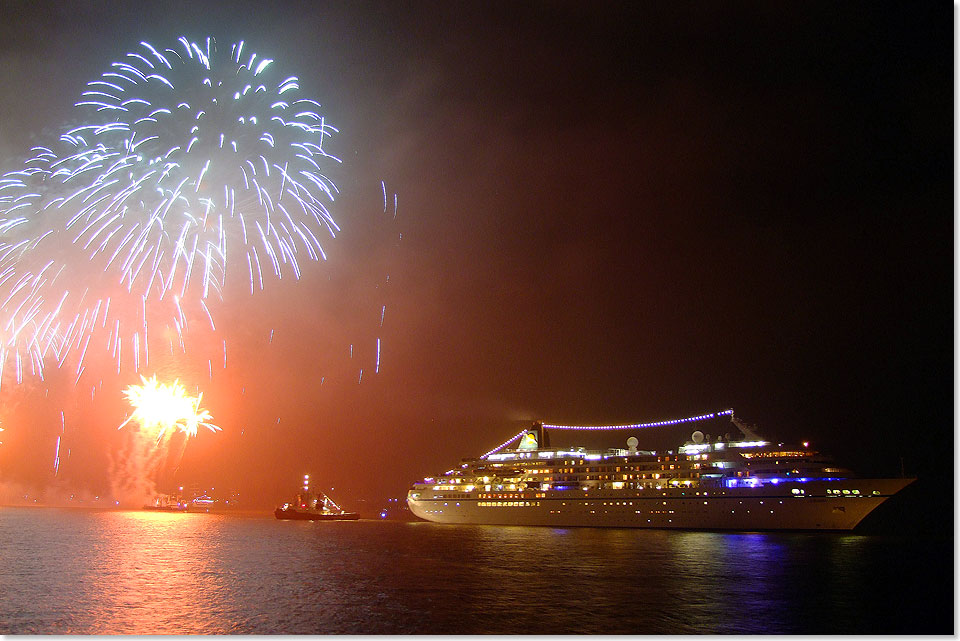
[{"left": 78, "top": 510, "right": 231, "bottom": 634}]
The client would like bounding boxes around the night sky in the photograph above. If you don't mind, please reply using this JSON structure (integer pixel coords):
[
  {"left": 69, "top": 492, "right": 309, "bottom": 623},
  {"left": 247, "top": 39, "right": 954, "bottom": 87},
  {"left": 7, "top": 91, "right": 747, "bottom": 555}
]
[{"left": 0, "top": 2, "right": 951, "bottom": 510}]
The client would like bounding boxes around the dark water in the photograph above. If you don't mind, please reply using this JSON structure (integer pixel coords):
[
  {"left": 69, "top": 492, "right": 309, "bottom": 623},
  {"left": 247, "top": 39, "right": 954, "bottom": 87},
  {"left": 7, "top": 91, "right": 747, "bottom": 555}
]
[{"left": 0, "top": 507, "right": 952, "bottom": 635}]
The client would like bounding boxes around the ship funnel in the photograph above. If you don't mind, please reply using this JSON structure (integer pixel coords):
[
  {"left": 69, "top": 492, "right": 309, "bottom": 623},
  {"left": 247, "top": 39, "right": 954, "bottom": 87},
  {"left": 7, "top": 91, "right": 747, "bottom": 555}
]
[
  {"left": 518, "top": 430, "right": 539, "bottom": 451},
  {"left": 531, "top": 421, "right": 549, "bottom": 448}
]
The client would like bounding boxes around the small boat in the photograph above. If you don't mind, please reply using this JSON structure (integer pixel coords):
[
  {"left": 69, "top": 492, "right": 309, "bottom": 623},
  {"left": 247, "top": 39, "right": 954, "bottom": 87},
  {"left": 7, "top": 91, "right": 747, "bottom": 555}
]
[
  {"left": 274, "top": 504, "right": 360, "bottom": 520},
  {"left": 142, "top": 494, "right": 189, "bottom": 511},
  {"left": 274, "top": 475, "right": 359, "bottom": 521}
]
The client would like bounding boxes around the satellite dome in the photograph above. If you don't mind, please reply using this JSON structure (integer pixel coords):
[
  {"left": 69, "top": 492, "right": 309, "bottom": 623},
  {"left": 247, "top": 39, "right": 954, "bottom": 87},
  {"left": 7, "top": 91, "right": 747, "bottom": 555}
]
[{"left": 691, "top": 430, "right": 704, "bottom": 444}]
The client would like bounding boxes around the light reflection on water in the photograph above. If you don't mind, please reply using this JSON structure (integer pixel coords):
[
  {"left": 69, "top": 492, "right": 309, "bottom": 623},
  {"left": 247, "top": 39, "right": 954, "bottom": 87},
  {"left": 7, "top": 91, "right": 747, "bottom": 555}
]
[
  {"left": 81, "top": 512, "right": 228, "bottom": 633},
  {"left": 0, "top": 507, "right": 949, "bottom": 634}
]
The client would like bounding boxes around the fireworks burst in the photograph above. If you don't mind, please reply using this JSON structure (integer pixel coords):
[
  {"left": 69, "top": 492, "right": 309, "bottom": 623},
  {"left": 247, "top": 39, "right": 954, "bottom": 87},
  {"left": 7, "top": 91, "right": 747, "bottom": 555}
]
[
  {"left": 118, "top": 374, "right": 219, "bottom": 441},
  {"left": 0, "top": 37, "right": 342, "bottom": 384},
  {"left": 0, "top": 36, "right": 397, "bottom": 495}
]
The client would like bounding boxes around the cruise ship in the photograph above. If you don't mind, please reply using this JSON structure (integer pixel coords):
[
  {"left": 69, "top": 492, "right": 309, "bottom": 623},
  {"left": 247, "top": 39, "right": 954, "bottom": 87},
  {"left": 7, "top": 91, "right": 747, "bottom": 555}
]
[{"left": 407, "top": 409, "right": 914, "bottom": 530}]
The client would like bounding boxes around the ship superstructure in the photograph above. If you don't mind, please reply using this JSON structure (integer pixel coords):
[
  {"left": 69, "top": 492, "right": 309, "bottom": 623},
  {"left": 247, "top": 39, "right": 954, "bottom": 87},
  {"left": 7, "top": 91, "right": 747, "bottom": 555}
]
[{"left": 406, "top": 409, "right": 913, "bottom": 530}]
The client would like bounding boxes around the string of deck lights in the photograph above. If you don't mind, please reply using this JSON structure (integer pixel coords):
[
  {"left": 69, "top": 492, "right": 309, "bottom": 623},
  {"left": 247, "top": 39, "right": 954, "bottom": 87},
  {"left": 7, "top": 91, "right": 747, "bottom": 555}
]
[
  {"left": 479, "top": 430, "right": 528, "bottom": 460},
  {"left": 479, "top": 409, "right": 735, "bottom": 459},
  {"left": 541, "top": 409, "right": 734, "bottom": 431}
]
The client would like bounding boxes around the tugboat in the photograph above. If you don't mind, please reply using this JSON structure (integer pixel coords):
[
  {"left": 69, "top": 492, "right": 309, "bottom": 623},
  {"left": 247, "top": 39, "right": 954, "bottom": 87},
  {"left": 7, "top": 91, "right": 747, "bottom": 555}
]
[{"left": 274, "top": 474, "right": 360, "bottom": 521}]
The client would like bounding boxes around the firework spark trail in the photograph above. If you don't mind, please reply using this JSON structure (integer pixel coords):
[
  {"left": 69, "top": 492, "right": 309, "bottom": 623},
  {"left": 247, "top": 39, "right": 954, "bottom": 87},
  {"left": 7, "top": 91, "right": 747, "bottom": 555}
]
[
  {"left": 0, "top": 37, "right": 342, "bottom": 385},
  {"left": 53, "top": 435, "right": 61, "bottom": 475}
]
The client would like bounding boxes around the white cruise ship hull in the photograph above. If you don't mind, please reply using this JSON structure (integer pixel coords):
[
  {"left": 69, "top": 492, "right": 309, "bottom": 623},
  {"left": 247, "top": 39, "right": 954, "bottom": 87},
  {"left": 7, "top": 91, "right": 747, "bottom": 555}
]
[{"left": 407, "top": 478, "right": 914, "bottom": 531}]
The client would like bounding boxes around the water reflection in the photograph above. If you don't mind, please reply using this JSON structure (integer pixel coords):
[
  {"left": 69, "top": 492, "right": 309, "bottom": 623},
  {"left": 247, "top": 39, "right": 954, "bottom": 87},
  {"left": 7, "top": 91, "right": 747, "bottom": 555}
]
[
  {"left": 77, "top": 511, "right": 229, "bottom": 634},
  {"left": 0, "top": 509, "right": 950, "bottom": 634},
  {"left": 457, "top": 526, "right": 899, "bottom": 634}
]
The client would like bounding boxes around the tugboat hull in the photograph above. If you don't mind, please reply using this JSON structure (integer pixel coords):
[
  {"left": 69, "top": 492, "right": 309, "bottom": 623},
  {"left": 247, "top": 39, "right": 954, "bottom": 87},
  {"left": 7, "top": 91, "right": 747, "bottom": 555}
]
[{"left": 274, "top": 507, "right": 360, "bottom": 521}]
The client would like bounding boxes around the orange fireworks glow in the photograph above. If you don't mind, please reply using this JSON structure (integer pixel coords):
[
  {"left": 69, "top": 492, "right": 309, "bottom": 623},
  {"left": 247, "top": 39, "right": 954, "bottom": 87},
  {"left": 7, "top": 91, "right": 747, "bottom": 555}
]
[{"left": 118, "top": 375, "right": 220, "bottom": 441}]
